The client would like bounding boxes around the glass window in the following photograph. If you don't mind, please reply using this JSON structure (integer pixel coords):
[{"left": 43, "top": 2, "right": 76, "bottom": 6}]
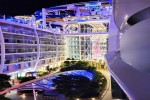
[
  {"left": 24, "top": 62, "right": 31, "bottom": 68},
  {"left": 3, "top": 66, "right": 9, "bottom": 72},
  {"left": 13, "top": 64, "right": 21, "bottom": 70},
  {"left": 41, "top": 60, "right": 45, "bottom": 64}
]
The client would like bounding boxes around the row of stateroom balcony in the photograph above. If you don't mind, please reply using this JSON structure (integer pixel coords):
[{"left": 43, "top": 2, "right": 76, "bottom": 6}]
[
  {"left": 1, "top": 28, "right": 51, "bottom": 37},
  {"left": 2, "top": 57, "right": 65, "bottom": 72},
  {"left": 0, "top": 18, "right": 58, "bottom": 32},
  {"left": 4, "top": 38, "right": 65, "bottom": 45},
  {"left": 5, "top": 49, "right": 37, "bottom": 54},
  {"left": 68, "top": 37, "right": 108, "bottom": 41},
  {"left": 68, "top": 41, "right": 108, "bottom": 45},
  {"left": 5, "top": 56, "right": 37, "bottom": 64},
  {"left": 69, "top": 46, "right": 108, "bottom": 50},
  {"left": 2, "top": 28, "right": 36, "bottom": 36},
  {"left": 5, "top": 48, "right": 64, "bottom": 54},
  {"left": 4, "top": 53, "right": 65, "bottom": 64},
  {"left": 1, "top": 27, "right": 64, "bottom": 39},
  {"left": 4, "top": 39, "right": 37, "bottom": 44},
  {"left": 0, "top": 48, "right": 65, "bottom": 54}
]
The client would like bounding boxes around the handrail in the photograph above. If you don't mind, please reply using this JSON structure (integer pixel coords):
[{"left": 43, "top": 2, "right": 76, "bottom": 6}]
[
  {"left": 0, "top": 70, "right": 92, "bottom": 95},
  {"left": 0, "top": 70, "right": 59, "bottom": 95}
]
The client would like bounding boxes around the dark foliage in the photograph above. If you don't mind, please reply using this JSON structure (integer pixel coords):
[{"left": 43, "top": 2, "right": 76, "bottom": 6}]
[
  {"left": 52, "top": 75, "right": 102, "bottom": 98},
  {"left": 58, "top": 60, "right": 107, "bottom": 98},
  {"left": 19, "top": 76, "right": 36, "bottom": 83},
  {"left": 46, "top": 66, "right": 52, "bottom": 74},
  {"left": 0, "top": 74, "right": 11, "bottom": 100},
  {"left": 38, "top": 71, "right": 49, "bottom": 77},
  {"left": 0, "top": 95, "right": 11, "bottom": 100},
  {"left": 0, "top": 74, "right": 11, "bottom": 91},
  {"left": 61, "top": 61, "right": 96, "bottom": 72}
]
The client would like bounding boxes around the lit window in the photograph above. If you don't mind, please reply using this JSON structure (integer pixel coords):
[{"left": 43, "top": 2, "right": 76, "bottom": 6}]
[
  {"left": 41, "top": 60, "right": 45, "bottom": 64},
  {"left": 13, "top": 64, "right": 21, "bottom": 70},
  {"left": 24, "top": 62, "right": 31, "bottom": 68},
  {"left": 3, "top": 66, "right": 9, "bottom": 72}
]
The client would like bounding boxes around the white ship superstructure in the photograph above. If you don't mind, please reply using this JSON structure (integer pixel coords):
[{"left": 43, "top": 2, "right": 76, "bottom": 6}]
[{"left": 0, "top": 1, "right": 111, "bottom": 78}]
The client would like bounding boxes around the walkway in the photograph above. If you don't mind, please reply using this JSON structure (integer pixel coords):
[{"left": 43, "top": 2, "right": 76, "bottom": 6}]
[
  {"left": 100, "top": 70, "right": 112, "bottom": 100},
  {"left": 74, "top": 69, "right": 112, "bottom": 100}
]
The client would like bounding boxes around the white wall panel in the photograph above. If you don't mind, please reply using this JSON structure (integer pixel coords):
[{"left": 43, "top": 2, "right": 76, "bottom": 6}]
[{"left": 120, "top": 18, "right": 150, "bottom": 72}]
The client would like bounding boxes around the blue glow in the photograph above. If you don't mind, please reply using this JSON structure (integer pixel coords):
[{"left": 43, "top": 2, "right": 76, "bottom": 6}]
[
  {"left": 37, "top": 70, "right": 93, "bottom": 87},
  {"left": 61, "top": 70, "right": 93, "bottom": 80},
  {"left": 77, "top": 20, "right": 86, "bottom": 22}
]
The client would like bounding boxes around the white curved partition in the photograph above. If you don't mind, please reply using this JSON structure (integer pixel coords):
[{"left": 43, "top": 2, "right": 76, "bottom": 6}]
[
  {"left": 120, "top": 18, "right": 150, "bottom": 72},
  {"left": 106, "top": 0, "right": 150, "bottom": 99},
  {"left": 108, "top": 15, "right": 120, "bottom": 52},
  {"left": 0, "top": 27, "right": 5, "bottom": 73},
  {"left": 113, "top": 0, "right": 150, "bottom": 30}
]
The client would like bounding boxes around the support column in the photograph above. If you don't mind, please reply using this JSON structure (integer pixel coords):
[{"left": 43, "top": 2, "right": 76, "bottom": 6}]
[
  {"left": 108, "top": 15, "right": 120, "bottom": 52},
  {"left": 42, "top": 8, "right": 46, "bottom": 29},
  {"left": 79, "top": 36, "right": 81, "bottom": 60},
  {"left": 78, "top": 23, "right": 80, "bottom": 33},
  {"left": 63, "top": 25, "right": 66, "bottom": 33},
  {"left": 33, "top": 28, "right": 40, "bottom": 71},
  {"left": 53, "top": 32, "right": 58, "bottom": 68},
  {"left": 0, "top": 27, "right": 5, "bottom": 73},
  {"left": 31, "top": 15, "right": 35, "bottom": 27},
  {"left": 49, "top": 22, "right": 58, "bottom": 68}
]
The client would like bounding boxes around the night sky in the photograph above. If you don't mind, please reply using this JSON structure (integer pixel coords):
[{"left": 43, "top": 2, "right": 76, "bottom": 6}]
[{"left": 0, "top": 0, "right": 90, "bottom": 16}]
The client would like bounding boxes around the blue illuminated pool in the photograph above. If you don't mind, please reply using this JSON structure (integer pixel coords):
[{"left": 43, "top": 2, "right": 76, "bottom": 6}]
[
  {"left": 19, "top": 70, "right": 94, "bottom": 90},
  {"left": 38, "top": 70, "right": 94, "bottom": 87},
  {"left": 60, "top": 70, "right": 93, "bottom": 80}
]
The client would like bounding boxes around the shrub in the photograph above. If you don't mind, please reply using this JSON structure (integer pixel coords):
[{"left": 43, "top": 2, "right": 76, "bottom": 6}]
[
  {"left": 19, "top": 76, "right": 36, "bottom": 83},
  {"left": 38, "top": 71, "right": 48, "bottom": 77}
]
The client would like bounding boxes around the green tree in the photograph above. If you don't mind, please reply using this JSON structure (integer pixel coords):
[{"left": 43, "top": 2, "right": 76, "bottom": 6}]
[
  {"left": 64, "top": 61, "right": 71, "bottom": 67},
  {"left": 74, "top": 61, "right": 89, "bottom": 68},
  {"left": 71, "top": 58, "right": 75, "bottom": 60},
  {"left": 66, "top": 58, "right": 71, "bottom": 60},
  {"left": 19, "top": 76, "right": 36, "bottom": 83},
  {"left": 46, "top": 66, "right": 52, "bottom": 74},
  {"left": 60, "top": 60, "right": 96, "bottom": 72},
  {"left": 70, "top": 60, "right": 77, "bottom": 66}
]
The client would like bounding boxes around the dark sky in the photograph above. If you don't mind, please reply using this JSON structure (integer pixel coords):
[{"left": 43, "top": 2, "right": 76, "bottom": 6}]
[{"left": 0, "top": 0, "right": 91, "bottom": 16}]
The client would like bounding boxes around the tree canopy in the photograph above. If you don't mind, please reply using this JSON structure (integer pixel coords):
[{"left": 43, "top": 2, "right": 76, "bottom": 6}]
[
  {"left": 19, "top": 76, "right": 36, "bottom": 83},
  {"left": 46, "top": 66, "right": 52, "bottom": 74},
  {"left": 61, "top": 60, "right": 96, "bottom": 72},
  {"left": 58, "top": 60, "right": 107, "bottom": 99},
  {"left": 52, "top": 75, "right": 101, "bottom": 98}
]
